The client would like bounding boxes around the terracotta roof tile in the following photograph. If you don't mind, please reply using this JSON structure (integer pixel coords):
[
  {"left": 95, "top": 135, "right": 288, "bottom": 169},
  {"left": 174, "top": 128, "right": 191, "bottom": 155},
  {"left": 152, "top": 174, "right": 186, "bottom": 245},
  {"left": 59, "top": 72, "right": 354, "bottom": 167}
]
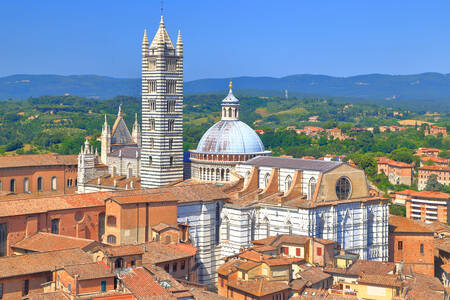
[
  {"left": 297, "top": 267, "right": 331, "bottom": 284},
  {"left": 227, "top": 278, "right": 289, "bottom": 296},
  {"left": 151, "top": 223, "right": 178, "bottom": 233},
  {"left": 120, "top": 267, "right": 170, "bottom": 299},
  {"left": 377, "top": 157, "right": 414, "bottom": 168},
  {"left": 236, "top": 261, "right": 261, "bottom": 271},
  {"left": 264, "top": 257, "right": 303, "bottom": 266},
  {"left": 389, "top": 215, "right": 434, "bottom": 233},
  {"left": 27, "top": 291, "right": 71, "bottom": 300},
  {"left": 102, "top": 244, "right": 144, "bottom": 257},
  {"left": 346, "top": 259, "right": 395, "bottom": 276},
  {"left": 397, "top": 189, "right": 449, "bottom": 199},
  {"left": 358, "top": 274, "right": 402, "bottom": 287},
  {"left": 419, "top": 165, "right": 450, "bottom": 171},
  {"left": 11, "top": 232, "right": 100, "bottom": 253},
  {"left": 238, "top": 250, "right": 271, "bottom": 262},
  {"left": 189, "top": 288, "right": 228, "bottom": 300},
  {"left": 0, "top": 154, "right": 77, "bottom": 169},
  {"left": 0, "top": 191, "right": 111, "bottom": 218},
  {"left": 141, "top": 242, "right": 197, "bottom": 265},
  {"left": 63, "top": 262, "right": 114, "bottom": 280},
  {"left": 404, "top": 273, "right": 445, "bottom": 299},
  {"left": 216, "top": 259, "right": 242, "bottom": 276},
  {"left": 0, "top": 248, "right": 92, "bottom": 279}
]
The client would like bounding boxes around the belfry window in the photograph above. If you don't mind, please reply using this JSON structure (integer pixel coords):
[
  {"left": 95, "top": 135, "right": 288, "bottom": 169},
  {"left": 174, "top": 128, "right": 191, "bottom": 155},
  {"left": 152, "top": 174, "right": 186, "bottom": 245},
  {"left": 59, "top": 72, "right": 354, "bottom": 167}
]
[
  {"left": 149, "top": 100, "right": 156, "bottom": 111},
  {"left": 167, "top": 100, "right": 176, "bottom": 113},
  {"left": 148, "top": 80, "right": 157, "bottom": 93},
  {"left": 335, "top": 177, "right": 351, "bottom": 200},
  {"left": 168, "top": 119, "right": 175, "bottom": 131},
  {"left": 147, "top": 59, "right": 156, "bottom": 71},
  {"left": 149, "top": 156, "right": 153, "bottom": 166},
  {"left": 169, "top": 156, "right": 174, "bottom": 167},
  {"left": 149, "top": 119, "right": 155, "bottom": 131},
  {"left": 167, "top": 59, "right": 177, "bottom": 72},
  {"left": 168, "top": 138, "right": 173, "bottom": 150},
  {"left": 149, "top": 138, "right": 154, "bottom": 149},
  {"left": 166, "top": 80, "right": 177, "bottom": 94}
]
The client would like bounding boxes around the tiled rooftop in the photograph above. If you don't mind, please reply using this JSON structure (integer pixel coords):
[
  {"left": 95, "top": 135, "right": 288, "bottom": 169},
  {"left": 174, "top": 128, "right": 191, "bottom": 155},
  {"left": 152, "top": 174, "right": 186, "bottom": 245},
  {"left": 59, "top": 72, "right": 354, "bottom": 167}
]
[
  {"left": 0, "top": 248, "right": 92, "bottom": 279},
  {"left": 120, "top": 267, "right": 170, "bottom": 299},
  {"left": 63, "top": 262, "right": 114, "bottom": 280},
  {"left": 101, "top": 244, "right": 144, "bottom": 257},
  {"left": 296, "top": 267, "right": 331, "bottom": 284},
  {"left": 227, "top": 278, "right": 289, "bottom": 296},
  {"left": 11, "top": 232, "right": 99, "bottom": 253},
  {"left": 377, "top": 157, "right": 414, "bottom": 168},
  {"left": 242, "top": 156, "right": 342, "bottom": 172},
  {"left": 345, "top": 259, "right": 395, "bottom": 276},
  {"left": 396, "top": 189, "right": 449, "bottom": 199},
  {"left": 358, "top": 274, "right": 402, "bottom": 287},
  {"left": 141, "top": 242, "right": 197, "bottom": 265},
  {"left": 0, "top": 153, "right": 77, "bottom": 169},
  {"left": 389, "top": 215, "right": 434, "bottom": 234}
]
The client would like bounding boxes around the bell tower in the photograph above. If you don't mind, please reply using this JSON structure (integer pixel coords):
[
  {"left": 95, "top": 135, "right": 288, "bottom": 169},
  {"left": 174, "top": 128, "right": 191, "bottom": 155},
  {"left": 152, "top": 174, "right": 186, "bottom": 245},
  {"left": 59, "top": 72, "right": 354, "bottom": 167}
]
[{"left": 140, "top": 17, "right": 184, "bottom": 188}]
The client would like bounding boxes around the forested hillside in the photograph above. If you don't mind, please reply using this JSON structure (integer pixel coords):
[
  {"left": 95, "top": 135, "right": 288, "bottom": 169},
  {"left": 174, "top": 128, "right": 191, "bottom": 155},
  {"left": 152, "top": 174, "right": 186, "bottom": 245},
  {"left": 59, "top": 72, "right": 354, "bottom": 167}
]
[{"left": 0, "top": 93, "right": 448, "bottom": 157}]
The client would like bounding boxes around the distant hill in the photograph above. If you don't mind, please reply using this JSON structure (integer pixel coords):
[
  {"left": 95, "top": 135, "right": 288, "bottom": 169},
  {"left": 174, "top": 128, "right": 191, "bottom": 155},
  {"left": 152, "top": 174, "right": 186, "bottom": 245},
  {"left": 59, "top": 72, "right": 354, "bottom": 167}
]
[{"left": 1, "top": 73, "right": 450, "bottom": 111}]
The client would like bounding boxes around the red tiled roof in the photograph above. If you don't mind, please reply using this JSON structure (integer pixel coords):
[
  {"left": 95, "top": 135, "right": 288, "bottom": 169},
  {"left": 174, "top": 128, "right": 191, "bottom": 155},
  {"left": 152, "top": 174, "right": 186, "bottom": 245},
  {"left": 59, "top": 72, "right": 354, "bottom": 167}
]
[
  {"left": 0, "top": 248, "right": 92, "bottom": 279},
  {"left": 377, "top": 157, "right": 414, "bottom": 168},
  {"left": 441, "top": 263, "right": 450, "bottom": 273},
  {"left": 120, "top": 267, "right": 170, "bottom": 299},
  {"left": 108, "top": 191, "right": 177, "bottom": 204},
  {"left": 419, "top": 165, "right": 450, "bottom": 171},
  {"left": 404, "top": 273, "right": 445, "bottom": 299},
  {"left": 63, "top": 262, "right": 114, "bottom": 280},
  {"left": 239, "top": 250, "right": 271, "bottom": 262},
  {"left": 421, "top": 156, "right": 448, "bottom": 163},
  {"left": 27, "top": 291, "right": 71, "bottom": 300},
  {"left": 0, "top": 191, "right": 111, "bottom": 217},
  {"left": 227, "top": 278, "right": 290, "bottom": 296},
  {"left": 396, "top": 189, "right": 449, "bottom": 199},
  {"left": 216, "top": 259, "right": 242, "bottom": 276},
  {"left": 346, "top": 260, "right": 395, "bottom": 276},
  {"left": 358, "top": 274, "right": 402, "bottom": 287},
  {"left": 236, "top": 261, "right": 261, "bottom": 271},
  {"left": 102, "top": 244, "right": 144, "bottom": 257},
  {"left": 141, "top": 242, "right": 197, "bottom": 265},
  {"left": 296, "top": 267, "right": 331, "bottom": 284},
  {"left": 151, "top": 223, "right": 178, "bottom": 233},
  {"left": 389, "top": 215, "right": 434, "bottom": 233},
  {"left": 0, "top": 154, "right": 77, "bottom": 169},
  {"left": 11, "top": 232, "right": 99, "bottom": 252}
]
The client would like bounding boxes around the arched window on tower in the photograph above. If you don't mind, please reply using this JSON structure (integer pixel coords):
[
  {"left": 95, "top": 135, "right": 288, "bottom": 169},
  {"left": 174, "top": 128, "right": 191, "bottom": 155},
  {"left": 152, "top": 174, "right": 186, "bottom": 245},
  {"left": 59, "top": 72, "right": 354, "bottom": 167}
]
[
  {"left": 228, "top": 108, "right": 232, "bottom": 118},
  {"left": 168, "top": 119, "right": 175, "bottom": 131},
  {"left": 308, "top": 177, "right": 316, "bottom": 200}
]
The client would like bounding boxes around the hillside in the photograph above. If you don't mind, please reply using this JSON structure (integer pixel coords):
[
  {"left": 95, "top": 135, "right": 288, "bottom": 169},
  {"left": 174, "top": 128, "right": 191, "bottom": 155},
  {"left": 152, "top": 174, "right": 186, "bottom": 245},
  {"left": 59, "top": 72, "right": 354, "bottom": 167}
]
[{"left": 1, "top": 73, "right": 450, "bottom": 111}]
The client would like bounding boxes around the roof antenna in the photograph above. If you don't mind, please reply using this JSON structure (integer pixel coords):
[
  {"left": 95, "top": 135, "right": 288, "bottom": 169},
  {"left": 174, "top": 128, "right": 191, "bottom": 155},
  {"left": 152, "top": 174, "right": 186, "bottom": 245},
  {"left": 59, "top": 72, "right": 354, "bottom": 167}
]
[{"left": 161, "top": 0, "right": 164, "bottom": 17}]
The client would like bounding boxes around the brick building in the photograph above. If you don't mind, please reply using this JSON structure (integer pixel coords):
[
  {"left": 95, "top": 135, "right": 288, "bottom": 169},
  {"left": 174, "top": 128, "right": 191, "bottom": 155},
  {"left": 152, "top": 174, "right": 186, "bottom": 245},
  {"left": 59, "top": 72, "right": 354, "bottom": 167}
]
[
  {"left": 420, "top": 156, "right": 449, "bottom": 167},
  {"left": 415, "top": 147, "right": 442, "bottom": 158},
  {"left": 0, "top": 154, "right": 78, "bottom": 196},
  {"left": 399, "top": 189, "right": 450, "bottom": 223},
  {"left": 425, "top": 125, "right": 448, "bottom": 137},
  {"left": 388, "top": 215, "right": 435, "bottom": 276},
  {"left": 418, "top": 165, "right": 450, "bottom": 190},
  {"left": 377, "top": 157, "right": 414, "bottom": 186},
  {"left": 0, "top": 248, "right": 92, "bottom": 299}
]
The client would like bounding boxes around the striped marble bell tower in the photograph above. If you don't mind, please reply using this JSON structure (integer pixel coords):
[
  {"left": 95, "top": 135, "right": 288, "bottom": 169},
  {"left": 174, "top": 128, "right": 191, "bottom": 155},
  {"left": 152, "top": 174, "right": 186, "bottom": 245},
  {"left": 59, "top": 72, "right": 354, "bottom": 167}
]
[{"left": 140, "top": 16, "right": 184, "bottom": 188}]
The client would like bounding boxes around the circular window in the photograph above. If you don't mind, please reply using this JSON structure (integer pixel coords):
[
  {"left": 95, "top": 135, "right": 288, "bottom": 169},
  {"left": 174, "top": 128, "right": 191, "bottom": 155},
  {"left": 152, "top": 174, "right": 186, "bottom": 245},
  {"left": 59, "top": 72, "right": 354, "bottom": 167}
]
[{"left": 335, "top": 177, "right": 351, "bottom": 200}]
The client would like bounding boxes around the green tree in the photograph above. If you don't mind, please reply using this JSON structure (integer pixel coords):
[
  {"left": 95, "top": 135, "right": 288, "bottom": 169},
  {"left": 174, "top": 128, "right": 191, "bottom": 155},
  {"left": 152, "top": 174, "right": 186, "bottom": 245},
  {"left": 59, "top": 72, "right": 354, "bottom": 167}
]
[{"left": 425, "top": 174, "right": 441, "bottom": 192}]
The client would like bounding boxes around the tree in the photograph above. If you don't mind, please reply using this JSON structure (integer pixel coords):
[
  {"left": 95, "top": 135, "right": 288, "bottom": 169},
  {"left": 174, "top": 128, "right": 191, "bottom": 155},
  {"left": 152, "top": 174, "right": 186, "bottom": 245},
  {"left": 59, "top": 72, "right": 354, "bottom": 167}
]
[
  {"left": 425, "top": 174, "right": 441, "bottom": 192},
  {"left": 389, "top": 148, "right": 415, "bottom": 164}
]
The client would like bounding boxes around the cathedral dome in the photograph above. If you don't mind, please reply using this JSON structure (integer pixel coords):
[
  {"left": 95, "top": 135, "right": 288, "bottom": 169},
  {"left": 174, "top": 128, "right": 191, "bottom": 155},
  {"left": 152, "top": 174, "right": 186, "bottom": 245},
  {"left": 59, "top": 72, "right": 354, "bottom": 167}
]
[{"left": 196, "top": 120, "right": 265, "bottom": 154}]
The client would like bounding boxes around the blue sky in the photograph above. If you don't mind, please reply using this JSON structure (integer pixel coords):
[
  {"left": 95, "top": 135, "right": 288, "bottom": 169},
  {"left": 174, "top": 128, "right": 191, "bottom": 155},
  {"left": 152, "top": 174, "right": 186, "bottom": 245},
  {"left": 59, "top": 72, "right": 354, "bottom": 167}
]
[{"left": 1, "top": 0, "right": 449, "bottom": 80}]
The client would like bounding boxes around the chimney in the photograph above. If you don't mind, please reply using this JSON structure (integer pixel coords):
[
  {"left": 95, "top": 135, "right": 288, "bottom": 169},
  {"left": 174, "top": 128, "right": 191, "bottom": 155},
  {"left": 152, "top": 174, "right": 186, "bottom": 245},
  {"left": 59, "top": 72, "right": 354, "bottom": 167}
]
[
  {"left": 114, "top": 180, "right": 117, "bottom": 187},
  {"left": 74, "top": 274, "right": 79, "bottom": 296},
  {"left": 130, "top": 181, "right": 134, "bottom": 189}
]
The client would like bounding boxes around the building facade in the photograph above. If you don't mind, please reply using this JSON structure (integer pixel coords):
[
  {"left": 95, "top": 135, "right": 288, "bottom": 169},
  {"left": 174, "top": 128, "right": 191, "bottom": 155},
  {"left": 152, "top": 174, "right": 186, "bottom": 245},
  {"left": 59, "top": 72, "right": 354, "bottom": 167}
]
[
  {"left": 140, "top": 17, "right": 184, "bottom": 188},
  {"left": 418, "top": 165, "right": 450, "bottom": 190},
  {"left": 400, "top": 189, "right": 450, "bottom": 223},
  {"left": 377, "top": 157, "right": 414, "bottom": 186},
  {"left": 0, "top": 154, "right": 78, "bottom": 197}
]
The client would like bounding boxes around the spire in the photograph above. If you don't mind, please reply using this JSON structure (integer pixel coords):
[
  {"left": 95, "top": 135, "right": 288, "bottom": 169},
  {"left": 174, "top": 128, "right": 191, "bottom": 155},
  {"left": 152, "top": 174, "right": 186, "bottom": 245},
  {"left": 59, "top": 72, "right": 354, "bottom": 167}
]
[
  {"left": 134, "top": 112, "right": 138, "bottom": 125},
  {"left": 118, "top": 104, "right": 122, "bottom": 117},
  {"left": 84, "top": 138, "right": 90, "bottom": 154},
  {"left": 229, "top": 79, "right": 233, "bottom": 93},
  {"left": 176, "top": 30, "right": 183, "bottom": 56},
  {"left": 150, "top": 15, "right": 175, "bottom": 50},
  {"left": 142, "top": 29, "right": 148, "bottom": 45}
]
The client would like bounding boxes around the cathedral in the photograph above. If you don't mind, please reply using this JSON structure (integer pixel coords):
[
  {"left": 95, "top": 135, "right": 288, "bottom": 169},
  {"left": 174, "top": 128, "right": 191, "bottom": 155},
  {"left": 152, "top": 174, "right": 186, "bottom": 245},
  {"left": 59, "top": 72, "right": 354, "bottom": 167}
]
[{"left": 76, "top": 16, "right": 389, "bottom": 286}]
